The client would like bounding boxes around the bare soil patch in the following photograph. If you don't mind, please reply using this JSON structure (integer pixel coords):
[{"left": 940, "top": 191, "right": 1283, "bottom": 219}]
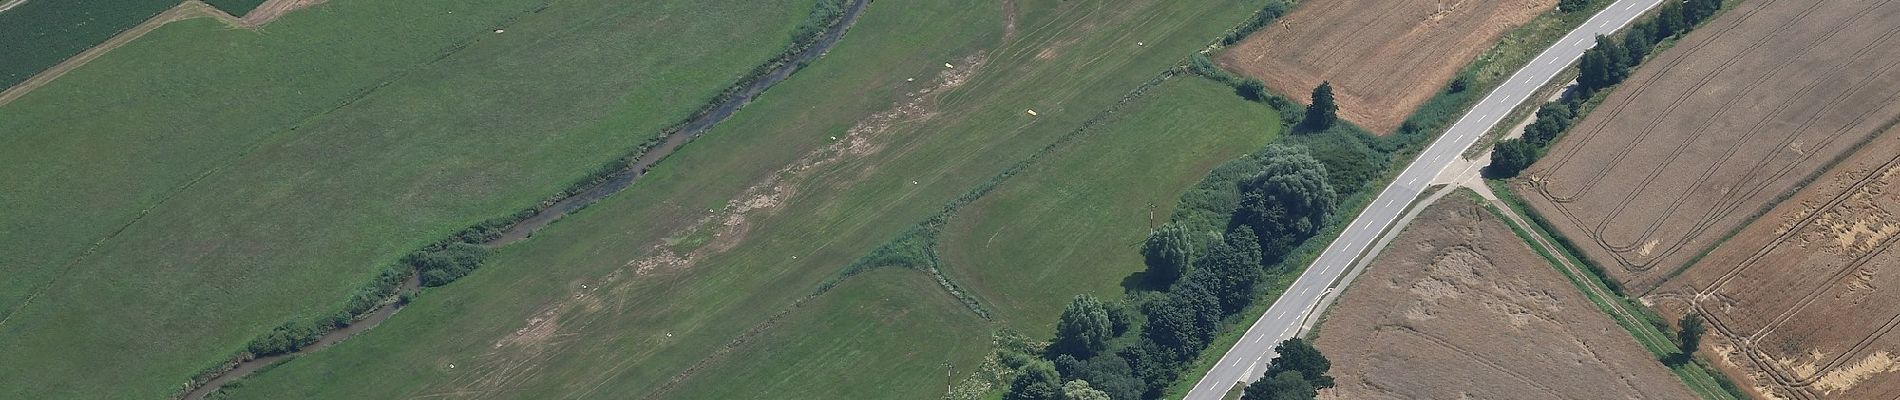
[
  {"left": 1315, "top": 195, "right": 1692, "bottom": 399},
  {"left": 1648, "top": 131, "right": 1900, "bottom": 399},
  {"left": 1515, "top": 0, "right": 1900, "bottom": 292},
  {"left": 1216, "top": 0, "right": 1555, "bottom": 134}
]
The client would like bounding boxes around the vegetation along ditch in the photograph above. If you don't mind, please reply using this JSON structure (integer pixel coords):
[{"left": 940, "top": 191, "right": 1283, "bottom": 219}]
[{"left": 177, "top": 0, "right": 867, "bottom": 398}]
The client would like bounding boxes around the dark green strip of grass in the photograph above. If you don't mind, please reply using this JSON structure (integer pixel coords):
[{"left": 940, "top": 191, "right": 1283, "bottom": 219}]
[{"left": 0, "top": 0, "right": 176, "bottom": 89}]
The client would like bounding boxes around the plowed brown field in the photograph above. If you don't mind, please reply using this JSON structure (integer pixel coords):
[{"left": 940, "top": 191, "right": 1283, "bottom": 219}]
[
  {"left": 1216, "top": 0, "right": 1555, "bottom": 134},
  {"left": 1515, "top": 0, "right": 1900, "bottom": 292},
  {"left": 1649, "top": 132, "right": 1900, "bottom": 399},
  {"left": 1314, "top": 195, "right": 1692, "bottom": 399}
]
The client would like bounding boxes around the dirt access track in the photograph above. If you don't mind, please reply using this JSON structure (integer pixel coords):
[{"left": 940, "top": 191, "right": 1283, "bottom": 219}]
[
  {"left": 1314, "top": 195, "right": 1692, "bottom": 398},
  {"left": 1516, "top": 0, "right": 1900, "bottom": 292},
  {"left": 1217, "top": 0, "right": 1555, "bottom": 134},
  {"left": 1648, "top": 131, "right": 1900, "bottom": 399}
]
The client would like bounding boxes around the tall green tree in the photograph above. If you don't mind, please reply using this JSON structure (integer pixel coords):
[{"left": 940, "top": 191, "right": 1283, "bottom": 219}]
[
  {"left": 1577, "top": 35, "right": 1618, "bottom": 93},
  {"left": 1194, "top": 227, "right": 1266, "bottom": 314},
  {"left": 1655, "top": 1, "right": 1686, "bottom": 39},
  {"left": 1242, "top": 371, "right": 1317, "bottom": 400},
  {"left": 1237, "top": 145, "right": 1337, "bottom": 257},
  {"left": 1061, "top": 380, "right": 1113, "bottom": 400},
  {"left": 1679, "top": 312, "right": 1706, "bottom": 356},
  {"left": 1142, "top": 224, "right": 1194, "bottom": 285},
  {"left": 1055, "top": 294, "right": 1114, "bottom": 358},
  {"left": 1304, "top": 81, "right": 1338, "bottom": 130},
  {"left": 1264, "top": 338, "right": 1334, "bottom": 389},
  {"left": 1486, "top": 138, "right": 1540, "bottom": 179},
  {"left": 1008, "top": 361, "right": 1065, "bottom": 400}
]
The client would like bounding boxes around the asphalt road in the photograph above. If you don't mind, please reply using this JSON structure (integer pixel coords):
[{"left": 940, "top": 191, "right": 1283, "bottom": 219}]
[{"left": 1184, "top": 0, "right": 1665, "bottom": 398}]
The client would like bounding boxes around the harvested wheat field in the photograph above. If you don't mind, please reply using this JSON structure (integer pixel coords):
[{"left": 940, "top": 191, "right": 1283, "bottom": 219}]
[
  {"left": 1216, "top": 0, "right": 1555, "bottom": 133},
  {"left": 1313, "top": 194, "right": 1693, "bottom": 399},
  {"left": 1648, "top": 132, "right": 1900, "bottom": 399},
  {"left": 1516, "top": 0, "right": 1900, "bottom": 292}
]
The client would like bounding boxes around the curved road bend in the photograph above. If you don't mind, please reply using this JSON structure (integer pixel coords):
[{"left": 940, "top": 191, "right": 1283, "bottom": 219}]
[{"left": 1185, "top": 0, "right": 1664, "bottom": 398}]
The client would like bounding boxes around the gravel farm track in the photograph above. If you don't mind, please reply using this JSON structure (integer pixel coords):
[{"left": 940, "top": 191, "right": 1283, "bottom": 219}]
[
  {"left": 0, "top": 0, "right": 320, "bottom": 107},
  {"left": 1314, "top": 195, "right": 1694, "bottom": 399},
  {"left": 1216, "top": 0, "right": 1556, "bottom": 134},
  {"left": 1515, "top": 0, "right": 1900, "bottom": 293}
]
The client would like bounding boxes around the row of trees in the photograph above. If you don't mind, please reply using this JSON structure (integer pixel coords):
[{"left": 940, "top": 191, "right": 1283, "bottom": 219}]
[
  {"left": 1491, "top": 0, "right": 1724, "bottom": 178},
  {"left": 1242, "top": 339, "right": 1334, "bottom": 400},
  {"left": 1005, "top": 145, "right": 1341, "bottom": 400}
]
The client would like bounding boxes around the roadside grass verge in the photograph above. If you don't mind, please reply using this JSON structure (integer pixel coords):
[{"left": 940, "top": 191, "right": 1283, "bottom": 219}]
[
  {"left": 1481, "top": 181, "right": 1745, "bottom": 400},
  {"left": 220, "top": 0, "right": 1273, "bottom": 398},
  {"left": 938, "top": 77, "right": 1282, "bottom": 333},
  {"left": 0, "top": 0, "right": 821, "bottom": 397}
]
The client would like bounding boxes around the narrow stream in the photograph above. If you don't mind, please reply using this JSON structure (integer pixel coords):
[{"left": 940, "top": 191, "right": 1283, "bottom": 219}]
[{"left": 181, "top": 0, "right": 869, "bottom": 397}]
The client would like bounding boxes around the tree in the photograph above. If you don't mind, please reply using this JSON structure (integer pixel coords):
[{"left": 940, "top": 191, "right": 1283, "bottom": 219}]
[
  {"left": 1655, "top": 1, "right": 1686, "bottom": 40},
  {"left": 1577, "top": 36, "right": 1618, "bottom": 93},
  {"left": 1304, "top": 81, "right": 1338, "bottom": 130},
  {"left": 1142, "top": 224, "right": 1194, "bottom": 285},
  {"left": 1062, "top": 380, "right": 1113, "bottom": 400},
  {"left": 1055, "top": 353, "right": 1144, "bottom": 400},
  {"left": 1264, "top": 338, "right": 1334, "bottom": 389},
  {"left": 1193, "top": 227, "right": 1267, "bottom": 314},
  {"left": 1055, "top": 294, "right": 1114, "bottom": 358},
  {"left": 1008, "top": 361, "right": 1065, "bottom": 400},
  {"left": 1622, "top": 25, "right": 1654, "bottom": 66},
  {"left": 1678, "top": 312, "right": 1706, "bottom": 357},
  {"left": 1596, "top": 36, "right": 1631, "bottom": 82},
  {"left": 1145, "top": 276, "right": 1221, "bottom": 355},
  {"left": 1486, "top": 138, "right": 1540, "bottom": 179},
  {"left": 1237, "top": 79, "right": 1269, "bottom": 102},
  {"left": 1237, "top": 145, "right": 1337, "bottom": 257},
  {"left": 1242, "top": 371, "right": 1316, "bottom": 400},
  {"left": 1686, "top": 0, "right": 1722, "bottom": 25}
]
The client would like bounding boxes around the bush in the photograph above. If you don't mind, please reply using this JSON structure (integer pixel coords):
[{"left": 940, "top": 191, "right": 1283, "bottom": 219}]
[
  {"left": 1485, "top": 138, "right": 1540, "bottom": 179},
  {"left": 407, "top": 242, "right": 491, "bottom": 287},
  {"left": 246, "top": 319, "right": 321, "bottom": 357}
]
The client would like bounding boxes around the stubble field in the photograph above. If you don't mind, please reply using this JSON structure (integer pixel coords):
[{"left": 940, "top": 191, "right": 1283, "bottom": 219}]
[
  {"left": 1515, "top": 0, "right": 1900, "bottom": 292},
  {"left": 1215, "top": 0, "right": 1556, "bottom": 134},
  {"left": 1651, "top": 131, "right": 1900, "bottom": 399},
  {"left": 1315, "top": 194, "right": 1693, "bottom": 398}
]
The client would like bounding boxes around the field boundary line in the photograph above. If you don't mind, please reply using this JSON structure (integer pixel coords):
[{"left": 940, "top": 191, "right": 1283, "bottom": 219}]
[
  {"left": 1479, "top": 180, "right": 1741, "bottom": 399},
  {"left": 0, "top": 0, "right": 337, "bottom": 107}
]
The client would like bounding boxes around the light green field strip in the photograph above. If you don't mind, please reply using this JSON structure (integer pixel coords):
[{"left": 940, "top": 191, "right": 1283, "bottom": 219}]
[
  {"left": 660, "top": 268, "right": 991, "bottom": 399},
  {"left": 939, "top": 77, "right": 1280, "bottom": 333},
  {"left": 0, "top": 0, "right": 817, "bottom": 397},
  {"left": 223, "top": 0, "right": 1269, "bottom": 398}
]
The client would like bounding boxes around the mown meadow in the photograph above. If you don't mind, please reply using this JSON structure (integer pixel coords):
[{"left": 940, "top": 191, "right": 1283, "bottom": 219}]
[
  {"left": 219, "top": 0, "right": 1275, "bottom": 398},
  {"left": 0, "top": 0, "right": 821, "bottom": 397}
]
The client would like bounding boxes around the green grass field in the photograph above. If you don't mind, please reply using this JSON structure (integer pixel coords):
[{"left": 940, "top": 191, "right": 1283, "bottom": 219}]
[
  {"left": 0, "top": 0, "right": 176, "bottom": 89},
  {"left": 939, "top": 77, "right": 1279, "bottom": 333},
  {"left": 662, "top": 268, "right": 991, "bottom": 399},
  {"left": 219, "top": 0, "right": 1271, "bottom": 397},
  {"left": 0, "top": 0, "right": 820, "bottom": 397}
]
